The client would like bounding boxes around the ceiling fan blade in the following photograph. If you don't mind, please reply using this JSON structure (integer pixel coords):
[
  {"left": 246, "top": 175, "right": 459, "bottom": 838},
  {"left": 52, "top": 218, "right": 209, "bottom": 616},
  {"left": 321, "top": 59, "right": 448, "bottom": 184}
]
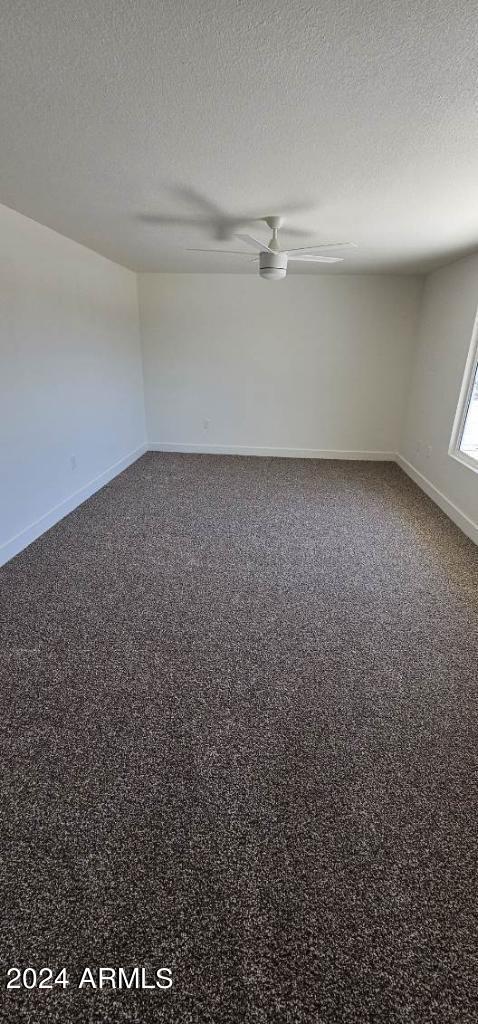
[
  {"left": 186, "top": 248, "right": 254, "bottom": 255},
  {"left": 235, "top": 233, "right": 274, "bottom": 253},
  {"left": 287, "top": 255, "right": 344, "bottom": 263},
  {"left": 285, "top": 241, "right": 357, "bottom": 254}
]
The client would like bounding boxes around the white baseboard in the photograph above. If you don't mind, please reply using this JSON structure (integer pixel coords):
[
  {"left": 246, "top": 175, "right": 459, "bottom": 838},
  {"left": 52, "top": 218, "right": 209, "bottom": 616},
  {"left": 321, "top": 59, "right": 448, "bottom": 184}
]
[
  {"left": 148, "top": 441, "right": 396, "bottom": 461},
  {"left": 396, "top": 454, "right": 478, "bottom": 546},
  {"left": 0, "top": 443, "right": 147, "bottom": 568}
]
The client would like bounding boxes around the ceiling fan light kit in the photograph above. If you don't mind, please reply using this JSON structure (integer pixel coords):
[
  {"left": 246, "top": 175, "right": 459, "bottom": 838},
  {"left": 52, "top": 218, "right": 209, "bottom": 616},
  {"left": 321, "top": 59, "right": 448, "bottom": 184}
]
[{"left": 259, "top": 251, "right": 288, "bottom": 280}]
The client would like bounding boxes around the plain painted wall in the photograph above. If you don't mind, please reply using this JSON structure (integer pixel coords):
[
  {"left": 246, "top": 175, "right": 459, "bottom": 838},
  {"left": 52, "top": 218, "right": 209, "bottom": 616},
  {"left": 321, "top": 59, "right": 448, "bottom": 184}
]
[
  {"left": 138, "top": 273, "right": 423, "bottom": 455},
  {"left": 0, "top": 203, "right": 146, "bottom": 558},
  {"left": 400, "top": 252, "right": 478, "bottom": 534}
]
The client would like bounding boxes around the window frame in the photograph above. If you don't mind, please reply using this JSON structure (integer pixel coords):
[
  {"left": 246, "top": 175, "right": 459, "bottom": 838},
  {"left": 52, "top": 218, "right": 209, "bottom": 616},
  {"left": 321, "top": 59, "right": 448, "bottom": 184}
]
[{"left": 449, "top": 305, "right": 478, "bottom": 475}]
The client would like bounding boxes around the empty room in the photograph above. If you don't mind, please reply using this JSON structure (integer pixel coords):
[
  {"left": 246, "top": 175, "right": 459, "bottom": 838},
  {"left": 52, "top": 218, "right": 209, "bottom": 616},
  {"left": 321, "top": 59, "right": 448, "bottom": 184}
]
[{"left": 1, "top": 2, "right": 477, "bottom": 1022}]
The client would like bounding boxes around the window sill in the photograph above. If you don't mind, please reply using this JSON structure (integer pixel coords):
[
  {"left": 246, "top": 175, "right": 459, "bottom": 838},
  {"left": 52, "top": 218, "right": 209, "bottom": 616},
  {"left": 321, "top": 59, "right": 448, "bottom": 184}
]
[{"left": 448, "top": 448, "right": 478, "bottom": 475}]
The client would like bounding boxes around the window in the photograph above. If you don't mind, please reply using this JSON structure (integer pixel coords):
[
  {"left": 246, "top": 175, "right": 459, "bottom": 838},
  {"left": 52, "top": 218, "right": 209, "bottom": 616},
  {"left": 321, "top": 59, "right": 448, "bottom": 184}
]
[
  {"left": 460, "top": 363, "right": 478, "bottom": 461},
  {"left": 450, "top": 312, "right": 478, "bottom": 470}
]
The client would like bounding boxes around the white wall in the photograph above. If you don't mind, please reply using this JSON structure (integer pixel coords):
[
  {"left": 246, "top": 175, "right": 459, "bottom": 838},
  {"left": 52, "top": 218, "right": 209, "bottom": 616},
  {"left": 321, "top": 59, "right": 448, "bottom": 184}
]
[
  {"left": 0, "top": 203, "right": 146, "bottom": 564},
  {"left": 138, "top": 273, "right": 422, "bottom": 458},
  {"left": 399, "top": 253, "right": 478, "bottom": 544}
]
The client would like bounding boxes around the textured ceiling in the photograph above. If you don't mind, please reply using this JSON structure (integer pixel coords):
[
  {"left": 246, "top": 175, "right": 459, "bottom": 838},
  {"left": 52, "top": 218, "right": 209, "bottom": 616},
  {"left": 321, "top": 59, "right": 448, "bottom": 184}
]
[{"left": 1, "top": 0, "right": 478, "bottom": 273}]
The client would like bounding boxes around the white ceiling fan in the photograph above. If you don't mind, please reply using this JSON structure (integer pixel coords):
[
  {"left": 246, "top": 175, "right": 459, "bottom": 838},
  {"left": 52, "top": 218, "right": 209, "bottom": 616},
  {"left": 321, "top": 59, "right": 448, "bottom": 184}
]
[{"left": 187, "top": 215, "right": 357, "bottom": 280}]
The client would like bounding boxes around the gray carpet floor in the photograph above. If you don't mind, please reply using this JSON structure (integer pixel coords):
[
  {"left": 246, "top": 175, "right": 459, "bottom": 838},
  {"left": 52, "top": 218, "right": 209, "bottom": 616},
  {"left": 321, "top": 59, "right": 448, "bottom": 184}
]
[{"left": 1, "top": 453, "right": 477, "bottom": 1023}]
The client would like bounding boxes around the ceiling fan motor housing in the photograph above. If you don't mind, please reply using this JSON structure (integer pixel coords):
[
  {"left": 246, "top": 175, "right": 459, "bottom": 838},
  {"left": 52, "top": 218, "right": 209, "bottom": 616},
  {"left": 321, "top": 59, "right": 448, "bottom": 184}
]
[{"left": 259, "top": 250, "right": 288, "bottom": 280}]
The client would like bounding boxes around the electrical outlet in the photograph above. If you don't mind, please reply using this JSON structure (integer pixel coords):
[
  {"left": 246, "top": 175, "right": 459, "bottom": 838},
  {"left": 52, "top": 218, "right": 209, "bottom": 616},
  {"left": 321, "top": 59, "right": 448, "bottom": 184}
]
[
  {"left": 70, "top": 455, "right": 77, "bottom": 471},
  {"left": 202, "top": 418, "right": 210, "bottom": 432},
  {"left": 425, "top": 444, "right": 432, "bottom": 458}
]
